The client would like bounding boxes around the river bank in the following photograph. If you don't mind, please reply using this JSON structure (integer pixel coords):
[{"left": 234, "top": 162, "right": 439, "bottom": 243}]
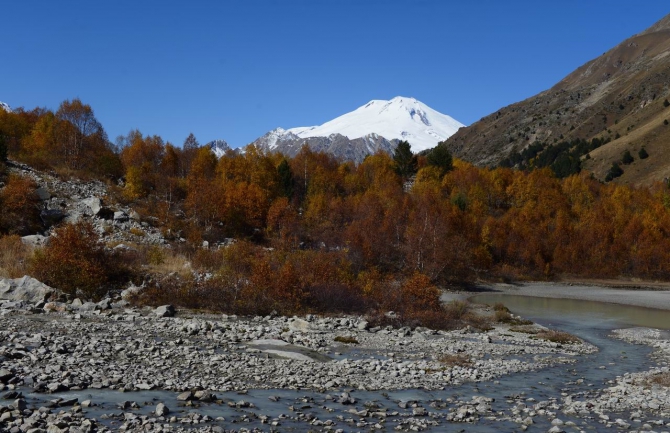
[
  {"left": 439, "top": 280, "right": 670, "bottom": 311},
  {"left": 0, "top": 294, "right": 594, "bottom": 432},
  {"left": 3, "top": 282, "right": 670, "bottom": 432}
]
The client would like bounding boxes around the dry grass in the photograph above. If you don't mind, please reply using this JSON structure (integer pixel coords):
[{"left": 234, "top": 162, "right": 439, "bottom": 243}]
[
  {"left": 534, "top": 329, "right": 581, "bottom": 344},
  {"left": 494, "top": 309, "right": 533, "bottom": 325},
  {"left": 145, "top": 247, "right": 191, "bottom": 277},
  {"left": 334, "top": 335, "right": 359, "bottom": 344},
  {"left": 0, "top": 235, "right": 31, "bottom": 278},
  {"left": 444, "top": 300, "right": 470, "bottom": 320},
  {"left": 647, "top": 372, "right": 670, "bottom": 388},
  {"left": 129, "top": 227, "right": 145, "bottom": 237},
  {"left": 438, "top": 354, "right": 472, "bottom": 368}
]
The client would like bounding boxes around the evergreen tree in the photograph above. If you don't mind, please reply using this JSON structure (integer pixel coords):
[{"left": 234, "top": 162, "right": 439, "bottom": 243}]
[
  {"left": 638, "top": 148, "right": 649, "bottom": 159},
  {"left": 426, "top": 141, "right": 453, "bottom": 177},
  {"left": 0, "top": 134, "right": 7, "bottom": 163},
  {"left": 277, "top": 159, "right": 294, "bottom": 199},
  {"left": 621, "top": 150, "right": 634, "bottom": 165},
  {"left": 605, "top": 162, "right": 624, "bottom": 182},
  {"left": 393, "top": 140, "right": 418, "bottom": 179},
  {"left": 183, "top": 133, "right": 199, "bottom": 150}
]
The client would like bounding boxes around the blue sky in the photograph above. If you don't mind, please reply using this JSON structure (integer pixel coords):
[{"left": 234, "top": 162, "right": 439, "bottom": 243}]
[{"left": 2, "top": 1, "right": 668, "bottom": 148}]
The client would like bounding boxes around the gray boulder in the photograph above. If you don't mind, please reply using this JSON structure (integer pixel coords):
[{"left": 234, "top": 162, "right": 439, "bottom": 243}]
[
  {"left": 113, "top": 211, "right": 129, "bottom": 222},
  {"left": 40, "top": 209, "right": 66, "bottom": 227},
  {"left": 81, "top": 197, "right": 102, "bottom": 215},
  {"left": 288, "top": 318, "right": 313, "bottom": 332},
  {"left": 35, "top": 187, "right": 51, "bottom": 201},
  {"left": 0, "top": 276, "right": 55, "bottom": 303},
  {"left": 21, "top": 234, "right": 49, "bottom": 247},
  {"left": 156, "top": 402, "right": 170, "bottom": 417},
  {"left": 155, "top": 305, "right": 176, "bottom": 318},
  {"left": 121, "top": 283, "right": 143, "bottom": 301}
]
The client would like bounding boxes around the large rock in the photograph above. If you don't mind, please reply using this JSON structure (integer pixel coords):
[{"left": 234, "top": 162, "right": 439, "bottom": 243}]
[
  {"left": 156, "top": 402, "right": 170, "bottom": 417},
  {"left": 288, "top": 318, "right": 313, "bottom": 332},
  {"left": 35, "top": 187, "right": 51, "bottom": 201},
  {"left": 121, "top": 283, "right": 143, "bottom": 301},
  {"left": 40, "top": 209, "right": 66, "bottom": 227},
  {"left": 0, "top": 276, "right": 55, "bottom": 303},
  {"left": 81, "top": 197, "right": 102, "bottom": 215},
  {"left": 155, "top": 305, "right": 176, "bottom": 318},
  {"left": 21, "top": 234, "right": 49, "bottom": 247}
]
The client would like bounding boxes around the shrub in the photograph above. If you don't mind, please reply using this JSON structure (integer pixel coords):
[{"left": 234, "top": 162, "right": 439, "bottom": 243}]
[
  {"left": 639, "top": 148, "right": 649, "bottom": 159},
  {"left": 444, "top": 300, "right": 470, "bottom": 320},
  {"left": 30, "top": 221, "right": 128, "bottom": 300},
  {"left": 494, "top": 309, "right": 532, "bottom": 325},
  {"left": 438, "top": 354, "right": 472, "bottom": 368},
  {"left": 605, "top": 163, "right": 623, "bottom": 182},
  {"left": 535, "top": 329, "right": 580, "bottom": 344},
  {"left": 0, "top": 174, "right": 42, "bottom": 235},
  {"left": 648, "top": 372, "right": 670, "bottom": 388},
  {"left": 129, "top": 227, "right": 145, "bottom": 237},
  {"left": 493, "top": 302, "right": 509, "bottom": 312},
  {"left": 621, "top": 150, "right": 634, "bottom": 165},
  {"left": 0, "top": 235, "right": 30, "bottom": 278},
  {"left": 334, "top": 336, "right": 359, "bottom": 344},
  {"left": 664, "top": 99, "right": 669, "bottom": 108}
]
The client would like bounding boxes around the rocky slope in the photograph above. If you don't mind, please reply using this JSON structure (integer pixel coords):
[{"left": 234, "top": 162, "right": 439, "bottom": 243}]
[
  {"left": 252, "top": 128, "right": 399, "bottom": 163},
  {"left": 6, "top": 160, "right": 166, "bottom": 247},
  {"left": 445, "top": 13, "right": 670, "bottom": 185}
]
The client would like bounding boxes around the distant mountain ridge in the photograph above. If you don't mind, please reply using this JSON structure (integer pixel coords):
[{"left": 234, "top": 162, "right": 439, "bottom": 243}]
[
  {"left": 206, "top": 139, "right": 233, "bottom": 158},
  {"left": 251, "top": 97, "right": 464, "bottom": 163},
  {"left": 444, "top": 13, "right": 670, "bottom": 185}
]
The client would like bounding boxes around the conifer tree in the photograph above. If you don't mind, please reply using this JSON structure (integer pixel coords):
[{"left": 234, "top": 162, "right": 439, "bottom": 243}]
[
  {"left": 0, "top": 134, "right": 7, "bottom": 163},
  {"left": 393, "top": 140, "right": 418, "bottom": 180},
  {"left": 426, "top": 141, "right": 453, "bottom": 177},
  {"left": 277, "top": 159, "right": 294, "bottom": 199}
]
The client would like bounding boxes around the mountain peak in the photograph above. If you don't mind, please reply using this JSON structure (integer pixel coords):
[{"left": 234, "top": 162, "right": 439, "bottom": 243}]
[
  {"left": 206, "top": 139, "right": 233, "bottom": 158},
  {"left": 0, "top": 101, "right": 11, "bottom": 113},
  {"left": 282, "top": 97, "right": 464, "bottom": 153}
]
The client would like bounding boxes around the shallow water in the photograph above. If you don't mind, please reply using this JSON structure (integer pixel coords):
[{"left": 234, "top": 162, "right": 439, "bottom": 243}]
[
  {"left": 17, "top": 294, "right": 668, "bottom": 431},
  {"left": 470, "top": 293, "right": 670, "bottom": 331}
]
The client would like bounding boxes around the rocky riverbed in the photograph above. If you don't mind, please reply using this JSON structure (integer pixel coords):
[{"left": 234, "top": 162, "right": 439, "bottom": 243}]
[{"left": 2, "top": 290, "right": 670, "bottom": 432}]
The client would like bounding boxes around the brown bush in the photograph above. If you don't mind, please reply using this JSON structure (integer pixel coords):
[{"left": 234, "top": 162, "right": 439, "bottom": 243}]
[
  {"left": 648, "top": 372, "right": 670, "bottom": 388},
  {"left": 0, "top": 174, "right": 42, "bottom": 235},
  {"left": 535, "top": 329, "right": 581, "bottom": 344},
  {"left": 30, "top": 221, "right": 129, "bottom": 300},
  {"left": 495, "top": 309, "right": 533, "bottom": 325},
  {"left": 438, "top": 354, "right": 472, "bottom": 368},
  {"left": 0, "top": 235, "right": 30, "bottom": 278}
]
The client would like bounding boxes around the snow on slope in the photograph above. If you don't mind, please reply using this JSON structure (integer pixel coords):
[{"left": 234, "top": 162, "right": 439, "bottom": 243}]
[
  {"left": 0, "top": 101, "right": 11, "bottom": 113},
  {"left": 206, "top": 139, "right": 233, "bottom": 158},
  {"left": 285, "top": 97, "right": 464, "bottom": 152}
]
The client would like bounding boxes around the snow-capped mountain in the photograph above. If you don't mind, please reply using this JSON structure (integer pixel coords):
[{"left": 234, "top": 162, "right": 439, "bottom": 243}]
[
  {"left": 206, "top": 139, "right": 234, "bottom": 158},
  {"left": 251, "top": 97, "right": 464, "bottom": 162},
  {"left": 0, "top": 101, "right": 11, "bottom": 113}
]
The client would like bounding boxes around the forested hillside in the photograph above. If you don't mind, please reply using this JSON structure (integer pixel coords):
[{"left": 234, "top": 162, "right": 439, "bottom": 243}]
[{"left": 2, "top": 99, "right": 670, "bottom": 325}]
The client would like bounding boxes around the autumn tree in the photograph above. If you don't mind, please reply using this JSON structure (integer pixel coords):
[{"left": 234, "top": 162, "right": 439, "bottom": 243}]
[
  {"left": 180, "top": 132, "right": 200, "bottom": 177},
  {"left": 120, "top": 131, "right": 166, "bottom": 199},
  {"left": 55, "top": 99, "right": 104, "bottom": 170}
]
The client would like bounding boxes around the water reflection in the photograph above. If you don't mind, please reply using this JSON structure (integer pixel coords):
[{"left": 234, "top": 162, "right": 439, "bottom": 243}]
[{"left": 470, "top": 293, "right": 670, "bottom": 330}]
